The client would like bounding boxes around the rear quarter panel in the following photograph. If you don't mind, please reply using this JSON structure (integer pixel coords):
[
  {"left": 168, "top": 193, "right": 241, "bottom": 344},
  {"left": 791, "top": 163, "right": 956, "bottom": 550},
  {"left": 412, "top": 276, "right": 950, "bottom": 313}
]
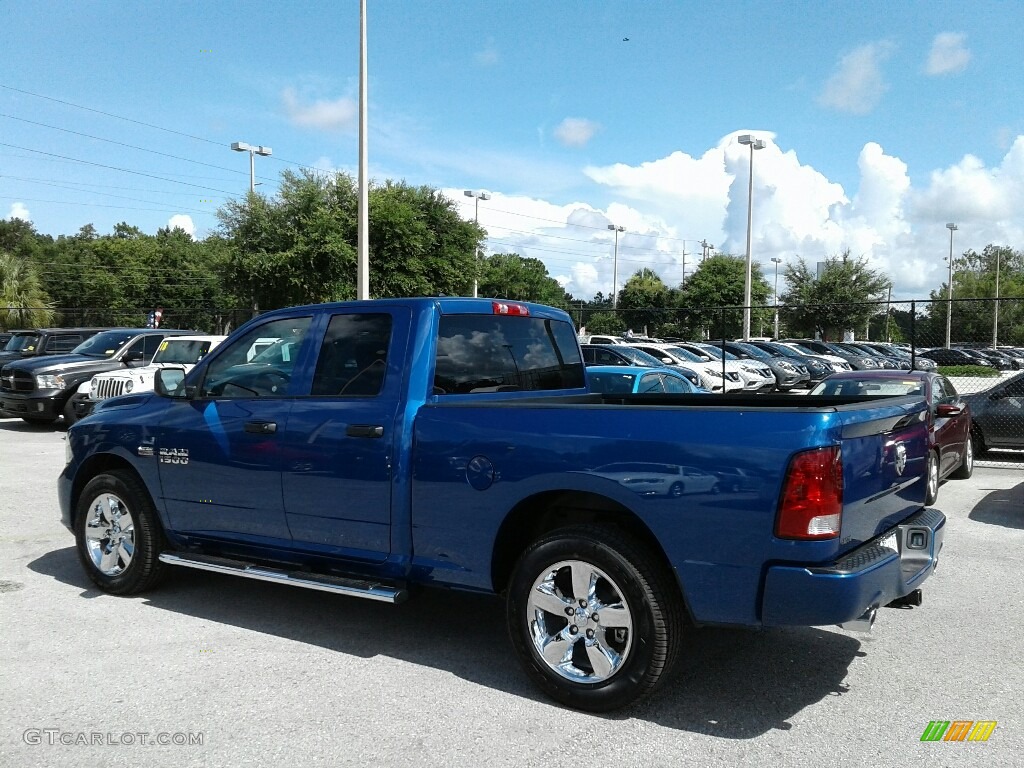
[{"left": 411, "top": 397, "right": 927, "bottom": 626}]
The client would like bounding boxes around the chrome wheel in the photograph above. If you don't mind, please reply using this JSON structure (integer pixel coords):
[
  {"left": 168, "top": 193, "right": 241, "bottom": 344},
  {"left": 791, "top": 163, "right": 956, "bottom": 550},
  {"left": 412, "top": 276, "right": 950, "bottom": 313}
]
[
  {"left": 526, "top": 560, "right": 633, "bottom": 684},
  {"left": 83, "top": 491, "right": 136, "bottom": 576},
  {"left": 964, "top": 437, "right": 973, "bottom": 473}
]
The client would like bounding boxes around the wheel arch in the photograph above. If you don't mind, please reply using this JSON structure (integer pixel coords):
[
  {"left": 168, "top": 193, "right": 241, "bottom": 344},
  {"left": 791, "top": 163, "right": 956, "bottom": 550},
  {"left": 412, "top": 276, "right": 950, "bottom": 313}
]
[
  {"left": 490, "top": 490, "right": 684, "bottom": 606},
  {"left": 70, "top": 454, "right": 153, "bottom": 529}
]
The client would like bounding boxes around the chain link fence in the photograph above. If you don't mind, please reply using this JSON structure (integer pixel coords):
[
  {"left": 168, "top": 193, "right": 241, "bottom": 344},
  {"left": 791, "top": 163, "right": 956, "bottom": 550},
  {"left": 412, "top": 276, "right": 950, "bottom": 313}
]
[
  {"left": 575, "top": 297, "right": 1023, "bottom": 468},
  {"left": 3, "top": 307, "right": 256, "bottom": 336}
]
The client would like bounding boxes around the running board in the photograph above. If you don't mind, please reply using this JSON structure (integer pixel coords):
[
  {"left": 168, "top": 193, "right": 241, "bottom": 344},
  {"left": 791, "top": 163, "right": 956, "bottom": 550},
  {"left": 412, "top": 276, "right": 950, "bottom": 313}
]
[{"left": 158, "top": 552, "right": 407, "bottom": 604}]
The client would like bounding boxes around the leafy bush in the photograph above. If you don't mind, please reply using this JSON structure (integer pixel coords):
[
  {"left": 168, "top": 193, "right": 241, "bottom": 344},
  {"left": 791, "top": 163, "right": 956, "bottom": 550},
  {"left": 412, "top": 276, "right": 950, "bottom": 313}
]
[{"left": 937, "top": 365, "right": 1002, "bottom": 378}]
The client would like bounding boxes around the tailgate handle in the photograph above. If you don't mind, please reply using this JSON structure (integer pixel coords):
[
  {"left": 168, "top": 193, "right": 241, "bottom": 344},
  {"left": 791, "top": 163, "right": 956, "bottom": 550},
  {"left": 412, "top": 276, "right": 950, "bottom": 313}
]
[
  {"left": 244, "top": 420, "right": 277, "bottom": 434},
  {"left": 346, "top": 424, "right": 384, "bottom": 438}
]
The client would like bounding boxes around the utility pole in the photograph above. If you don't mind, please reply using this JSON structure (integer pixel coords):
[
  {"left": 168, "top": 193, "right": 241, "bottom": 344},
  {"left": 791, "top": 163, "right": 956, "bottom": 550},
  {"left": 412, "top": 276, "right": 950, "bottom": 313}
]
[
  {"left": 945, "top": 223, "right": 957, "bottom": 348},
  {"left": 700, "top": 239, "right": 714, "bottom": 261},
  {"left": 993, "top": 248, "right": 1002, "bottom": 348}
]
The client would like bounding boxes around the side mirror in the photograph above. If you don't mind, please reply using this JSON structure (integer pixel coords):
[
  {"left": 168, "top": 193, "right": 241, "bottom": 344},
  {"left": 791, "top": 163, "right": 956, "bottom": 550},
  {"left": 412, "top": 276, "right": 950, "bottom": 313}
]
[
  {"left": 123, "top": 350, "right": 144, "bottom": 364},
  {"left": 154, "top": 367, "right": 190, "bottom": 399},
  {"left": 935, "top": 403, "right": 964, "bottom": 417}
]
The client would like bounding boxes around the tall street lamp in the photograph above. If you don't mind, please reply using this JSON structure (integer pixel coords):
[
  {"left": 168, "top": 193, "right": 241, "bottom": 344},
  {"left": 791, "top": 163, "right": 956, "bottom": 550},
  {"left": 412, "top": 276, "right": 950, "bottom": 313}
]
[
  {"left": 608, "top": 224, "right": 625, "bottom": 309},
  {"left": 945, "top": 222, "right": 957, "bottom": 348},
  {"left": 993, "top": 248, "right": 1002, "bottom": 348},
  {"left": 738, "top": 134, "right": 765, "bottom": 340},
  {"left": 771, "top": 256, "right": 782, "bottom": 338},
  {"left": 464, "top": 190, "right": 491, "bottom": 298},
  {"left": 230, "top": 142, "right": 272, "bottom": 193}
]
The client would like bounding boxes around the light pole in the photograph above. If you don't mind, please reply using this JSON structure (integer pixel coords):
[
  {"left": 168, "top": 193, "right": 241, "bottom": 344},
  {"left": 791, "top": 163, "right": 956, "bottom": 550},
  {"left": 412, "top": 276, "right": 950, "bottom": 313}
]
[
  {"left": 357, "top": 0, "right": 369, "bottom": 300},
  {"left": 464, "top": 190, "right": 491, "bottom": 298},
  {"left": 608, "top": 224, "right": 625, "bottom": 309},
  {"left": 993, "top": 248, "right": 1002, "bottom": 348},
  {"left": 945, "top": 222, "right": 957, "bottom": 348},
  {"left": 884, "top": 282, "right": 892, "bottom": 342},
  {"left": 230, "top": 142, "right": 272, "bottom": 193},
  {"left": 738, "top": 134, "right": 765, "bottom": 340},
  {"left": 771, "top": 256, "right": 782, "bottom": 338}
]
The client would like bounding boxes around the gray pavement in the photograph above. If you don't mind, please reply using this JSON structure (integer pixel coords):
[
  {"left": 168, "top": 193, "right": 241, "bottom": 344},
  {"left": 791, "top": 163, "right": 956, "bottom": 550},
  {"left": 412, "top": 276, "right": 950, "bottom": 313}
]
[{"left": 1, "top": 416, "right": 1021, "bottom": 767}]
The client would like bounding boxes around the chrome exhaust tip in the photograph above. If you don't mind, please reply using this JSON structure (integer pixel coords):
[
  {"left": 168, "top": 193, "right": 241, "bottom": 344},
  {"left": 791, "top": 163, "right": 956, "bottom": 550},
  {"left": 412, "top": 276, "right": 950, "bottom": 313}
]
[{"left": 839, "top": 606, "right": 878, "bottom": 633}]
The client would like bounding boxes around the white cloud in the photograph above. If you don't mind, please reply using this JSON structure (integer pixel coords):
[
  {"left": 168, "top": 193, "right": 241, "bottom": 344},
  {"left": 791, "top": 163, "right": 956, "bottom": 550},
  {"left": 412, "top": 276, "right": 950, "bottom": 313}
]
[
  {"left": 167, "top": 215, "right": 195, "bottom": 236},
  {"left": 474, "top": 39, "right": 499, "bottom": 66},
  {"left": 819, "top": 41, "right": 896, "bottom": 115},
  {"left": 282, "top": 87, "right": 357, "bottom": 132},
  {"left": 554, "top": 118, "right": 600, "bottom": 148},
  {"left": 925, "top": 32, "right": 971, "bottom": 75},
  {"left": 446, "top": 132, "right": 1024, "bottom": 302},
  {"left": 6, "top": 202, "right": 30, "bottom": 221}
]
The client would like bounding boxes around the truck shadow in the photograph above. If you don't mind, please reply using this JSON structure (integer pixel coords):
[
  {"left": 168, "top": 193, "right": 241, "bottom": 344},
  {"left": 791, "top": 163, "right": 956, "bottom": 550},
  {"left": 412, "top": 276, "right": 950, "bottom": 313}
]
[
  {"left": 29, "top": 546, "right": 860, "bottom": 737},
  {"left": 968, "top": 481, "right": 1024, "bottom": 530}
]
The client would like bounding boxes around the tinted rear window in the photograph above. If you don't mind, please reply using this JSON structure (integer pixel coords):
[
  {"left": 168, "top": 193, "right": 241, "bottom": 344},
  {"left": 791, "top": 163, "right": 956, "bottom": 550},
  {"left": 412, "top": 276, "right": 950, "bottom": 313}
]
[{"left": 434, "top": 315, "right": 585, "bottom": 394}]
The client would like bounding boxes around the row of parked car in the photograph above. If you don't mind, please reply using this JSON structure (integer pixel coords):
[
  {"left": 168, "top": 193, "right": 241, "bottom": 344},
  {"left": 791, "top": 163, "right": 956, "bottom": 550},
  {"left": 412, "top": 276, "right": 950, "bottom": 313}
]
[
  {"left": 0, "top": 327, "right": 226, "bottom": 425},
  {"left": 580, "top": 335, "right": 925, "bottom": 393}
]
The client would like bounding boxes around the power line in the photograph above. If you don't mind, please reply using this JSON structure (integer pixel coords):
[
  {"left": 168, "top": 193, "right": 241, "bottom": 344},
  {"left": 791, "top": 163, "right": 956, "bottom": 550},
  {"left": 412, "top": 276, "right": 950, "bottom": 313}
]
[
  {"left": 0, "top": 83, "right": 319, "bottom": 174},
  {"left": 0, "top": 142, "right": 237, "bottom": 195},
  {"left": 0, "top": 113, "right": 250, "bottom": 176},
  {"left": 1, "top": 177, "right": 216, "bottom": 214},
  {"left": 0, "top": 195, "right": 216, "bottom": 217},
  {"left": 0, "top": 174, "right": 231, "bottom": 198}
]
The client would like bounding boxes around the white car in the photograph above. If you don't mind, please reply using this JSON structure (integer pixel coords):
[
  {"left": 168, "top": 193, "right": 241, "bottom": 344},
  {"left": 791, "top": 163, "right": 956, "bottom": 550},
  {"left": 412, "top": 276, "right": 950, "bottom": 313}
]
[
  {"left": 625, "top": 342, "right": 746, "bottom": 392},
  {"left": 777, "top": 342, "right": 852, "bottom": 371},
  {"left": 73, "top": 335, "right": 226, "bottom": 416}
]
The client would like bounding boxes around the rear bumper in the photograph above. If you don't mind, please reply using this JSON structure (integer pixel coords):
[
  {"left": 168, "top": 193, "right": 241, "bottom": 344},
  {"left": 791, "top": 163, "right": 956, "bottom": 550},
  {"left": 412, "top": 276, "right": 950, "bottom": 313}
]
[{"left": 761, "top": 508, "right": 945, "bottom": 626}]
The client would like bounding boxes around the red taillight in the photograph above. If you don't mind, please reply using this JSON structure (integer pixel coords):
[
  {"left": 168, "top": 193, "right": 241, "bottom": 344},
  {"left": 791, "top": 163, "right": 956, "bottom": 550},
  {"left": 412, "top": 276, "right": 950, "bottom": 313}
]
[
  {"left": 492, "top": 301, "right": 530, "bottom": 316},
  {"left": 775, "top": 446, "right": 843, "bottom": 540}
]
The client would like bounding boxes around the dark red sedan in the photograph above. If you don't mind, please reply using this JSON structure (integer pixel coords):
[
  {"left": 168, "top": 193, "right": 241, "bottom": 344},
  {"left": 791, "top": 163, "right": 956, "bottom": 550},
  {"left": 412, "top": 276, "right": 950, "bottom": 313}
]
[{"left": 810, "top": 370, "right": 973, "bottom": 505}]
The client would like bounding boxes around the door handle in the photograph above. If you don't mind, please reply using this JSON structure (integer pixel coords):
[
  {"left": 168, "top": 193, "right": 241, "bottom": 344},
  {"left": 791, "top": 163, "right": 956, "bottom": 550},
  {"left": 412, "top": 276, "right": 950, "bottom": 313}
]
[
  {"left": 346, "top": 424, "right": 384, "bottom": 438},
  {"left": 244, "top": 420, "right": 277, "bottom": 434}
]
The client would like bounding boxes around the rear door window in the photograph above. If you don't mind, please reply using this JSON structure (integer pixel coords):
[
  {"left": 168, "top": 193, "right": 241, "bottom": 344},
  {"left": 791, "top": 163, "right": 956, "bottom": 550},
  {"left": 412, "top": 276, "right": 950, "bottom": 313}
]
[
  {"left": 310, "top": 313, "right": 393, "bottom": 397},
  {"left": 434, "top": 315, "right": 585, "bottom": 394}
]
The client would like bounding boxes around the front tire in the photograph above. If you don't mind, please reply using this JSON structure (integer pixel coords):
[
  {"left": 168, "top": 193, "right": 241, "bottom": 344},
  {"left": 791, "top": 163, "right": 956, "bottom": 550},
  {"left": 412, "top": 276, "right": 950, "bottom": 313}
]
[
  {"left": 924, "top": 451, "right": 939, "bottom": 506},
  {"left": 74, "top": 471, "right": 166, "bottom": 595},
  {"left": 62, "top": 398, "right": 80, "bottom": 426},
  {"left": 506, "top": 524, "right": 685, "bottom": 712}
]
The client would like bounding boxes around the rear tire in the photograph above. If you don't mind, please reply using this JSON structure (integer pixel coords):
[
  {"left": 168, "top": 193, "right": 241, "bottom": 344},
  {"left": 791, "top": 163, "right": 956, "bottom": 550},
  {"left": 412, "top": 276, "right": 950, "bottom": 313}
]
[
  {"left": 924, "top": 451, "right": 939, "bottom": 506},
  {"left": 950, "top": 435, "right": 974, "bottom": 479},
  {"left": 971, "top": 427, "right": 989, "bottom": 456},
  {"left": 506, "top": 524, "right": 685, "bottom": 712}
]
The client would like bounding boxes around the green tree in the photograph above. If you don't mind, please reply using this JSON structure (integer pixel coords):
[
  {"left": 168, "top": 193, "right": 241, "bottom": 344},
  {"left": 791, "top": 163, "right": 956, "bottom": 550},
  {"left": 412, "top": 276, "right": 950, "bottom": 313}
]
[
  {"left": 218, "top": 171, "right": 483, "bottom": 312},
  {"left": 679, "top": 254, "right": 771, "bottom": 338},
  {"left": 921, "top": 245, "right": 1024, "bottom": 345},
  {"left": 780, "top": 251, "right": 891, "bottom": 340},
  {"left": 0, "top": 252, "right": 54, "bottom": 328},
  {"left": 478, "top": 253, "right": 566, "bottom": 306},
  {"left": 618, "top": 268, "right": 671, "bottom": 335}
]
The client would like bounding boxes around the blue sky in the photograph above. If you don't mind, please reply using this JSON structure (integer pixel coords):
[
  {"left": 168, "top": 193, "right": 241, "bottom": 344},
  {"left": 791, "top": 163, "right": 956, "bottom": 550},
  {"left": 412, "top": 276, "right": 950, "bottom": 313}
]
[{"left": 2, "top": 0, "right": 1022, "bottom": 300}]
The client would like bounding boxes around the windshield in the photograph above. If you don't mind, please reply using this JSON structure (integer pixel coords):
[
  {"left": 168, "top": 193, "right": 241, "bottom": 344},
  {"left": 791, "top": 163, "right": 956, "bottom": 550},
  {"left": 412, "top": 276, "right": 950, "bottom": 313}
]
[
  {"left": 695, "top": 344, "right": 738, "bottom": 361},
  {"left": 615, "top": 346, "right": 664, "bottom": 366},
  {"left": 785, "top": 343, "right": 820, "bottom": 356},
  {"left": 71, "top": 330, "right": 139, "bottom": 358},
  {"left": 732, "top": 342, "right": 771, "bottom": 360},
  {"left": 811, "top": 377, "right": 926, "bottom": 396},
  {"left": 152, "top": 339, "right": 216, "bottom": 365},
  {"left": 5, "top": 333, "right": 41, "bottom": 353},
  {"left": 664, "top": 346, "right": 704, "bottom": 363}
]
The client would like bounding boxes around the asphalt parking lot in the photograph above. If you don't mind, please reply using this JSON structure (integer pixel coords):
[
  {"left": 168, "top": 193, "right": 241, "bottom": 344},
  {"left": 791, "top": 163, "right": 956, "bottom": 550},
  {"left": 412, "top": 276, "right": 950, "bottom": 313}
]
[{"left": 1, "top": 418, "right": 1021, "bottom": 768}]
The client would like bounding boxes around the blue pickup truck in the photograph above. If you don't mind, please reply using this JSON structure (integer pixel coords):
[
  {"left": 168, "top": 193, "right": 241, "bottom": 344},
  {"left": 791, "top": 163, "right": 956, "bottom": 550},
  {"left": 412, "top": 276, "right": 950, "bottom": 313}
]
[{"left": 59, "top": 298, "right": 944, "bottom": 711}]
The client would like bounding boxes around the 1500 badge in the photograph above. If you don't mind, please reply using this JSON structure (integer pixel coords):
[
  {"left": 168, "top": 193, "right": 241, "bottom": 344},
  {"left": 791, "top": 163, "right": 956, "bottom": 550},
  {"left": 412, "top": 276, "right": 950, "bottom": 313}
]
[{"left": 159, "top": 448, "right": 189, "bottom": 465}]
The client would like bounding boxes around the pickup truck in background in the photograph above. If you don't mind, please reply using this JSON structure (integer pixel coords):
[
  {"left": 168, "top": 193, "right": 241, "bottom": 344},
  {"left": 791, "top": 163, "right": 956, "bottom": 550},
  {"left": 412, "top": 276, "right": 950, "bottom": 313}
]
[
  {"left": 1, "top": 328, "right": 193, "bottom": 425},
  {"left": 59, "top": 298, "right": 944, "bottom": 711},
  {"left": 69, "top": 334, "right": 226, "bottom": 420}
]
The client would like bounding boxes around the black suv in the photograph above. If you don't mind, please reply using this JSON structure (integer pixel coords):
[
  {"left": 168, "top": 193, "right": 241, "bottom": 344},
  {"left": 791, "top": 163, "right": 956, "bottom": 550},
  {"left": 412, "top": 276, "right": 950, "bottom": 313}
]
[
  {"left": 0, "top": 327, "right": 109, "bottom": 365},
  {"left": 1, "top": 328, "right": 193, "bottom": 425}
]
